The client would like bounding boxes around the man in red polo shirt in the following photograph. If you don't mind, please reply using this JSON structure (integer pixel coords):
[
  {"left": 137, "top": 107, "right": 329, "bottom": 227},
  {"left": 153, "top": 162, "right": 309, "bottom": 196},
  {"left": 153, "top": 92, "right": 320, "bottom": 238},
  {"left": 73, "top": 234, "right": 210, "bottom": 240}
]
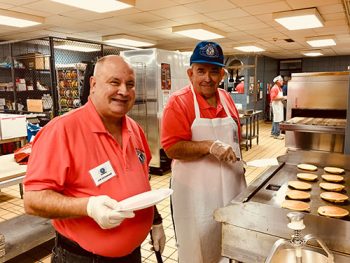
[
  {"left": 23, "top": 55, "right": 165, "bottom": 262},
  {"left": 161, "top": 41, "right": 247, "bottom": 263}
]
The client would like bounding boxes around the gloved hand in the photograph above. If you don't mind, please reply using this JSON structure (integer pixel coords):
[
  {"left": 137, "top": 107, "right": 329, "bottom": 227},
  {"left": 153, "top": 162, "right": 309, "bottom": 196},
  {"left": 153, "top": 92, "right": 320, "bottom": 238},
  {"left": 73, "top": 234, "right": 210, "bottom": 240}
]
[
  {"left": 87, "top": 195, "right": 134, "bottom": 229},
  {"left": 209, "top": 140, "right": 238, "bottom": 163},
  {"left": 150, "top": 224, "right": 166, "bottom": 254}
]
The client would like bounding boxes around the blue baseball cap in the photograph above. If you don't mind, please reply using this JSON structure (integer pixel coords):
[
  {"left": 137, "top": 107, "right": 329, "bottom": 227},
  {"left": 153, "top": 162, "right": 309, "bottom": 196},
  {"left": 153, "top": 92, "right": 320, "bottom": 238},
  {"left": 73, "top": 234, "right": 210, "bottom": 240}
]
[{"left": 190, "top": 41, "right": 225, "bottom": 67}]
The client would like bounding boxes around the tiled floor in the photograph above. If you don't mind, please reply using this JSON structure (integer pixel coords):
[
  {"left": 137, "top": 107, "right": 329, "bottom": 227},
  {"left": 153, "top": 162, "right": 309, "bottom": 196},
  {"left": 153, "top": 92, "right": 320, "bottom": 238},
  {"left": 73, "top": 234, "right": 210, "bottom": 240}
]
[{"left": 0, "top": 121, "right": 287, "bottom": 262}]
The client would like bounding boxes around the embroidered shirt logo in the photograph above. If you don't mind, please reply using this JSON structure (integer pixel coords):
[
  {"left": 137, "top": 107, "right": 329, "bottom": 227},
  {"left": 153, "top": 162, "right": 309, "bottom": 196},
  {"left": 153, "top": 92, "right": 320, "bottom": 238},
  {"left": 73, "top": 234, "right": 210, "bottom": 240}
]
[{"left": 136, "top": 149, "right": 146, "bottom": 164}]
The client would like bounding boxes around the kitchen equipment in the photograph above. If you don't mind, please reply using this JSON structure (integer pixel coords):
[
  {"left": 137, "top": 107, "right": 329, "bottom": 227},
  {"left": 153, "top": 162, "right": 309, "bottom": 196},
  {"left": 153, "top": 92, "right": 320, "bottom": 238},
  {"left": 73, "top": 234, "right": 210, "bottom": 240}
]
[
  {"left": 265, "top": 212, "right": 334, "bottom": 263},
  {"left": 214, "top": 150, "right": 350, "bottom": 263},
  {"left": 239, "top": 158, "right": 278, "bottom": 167},
  {"left": 280, "top": 72, "right": 349, "bottom": 153},
  {"left": 121, "top": 49, "right": 190, "bottom": 174}
]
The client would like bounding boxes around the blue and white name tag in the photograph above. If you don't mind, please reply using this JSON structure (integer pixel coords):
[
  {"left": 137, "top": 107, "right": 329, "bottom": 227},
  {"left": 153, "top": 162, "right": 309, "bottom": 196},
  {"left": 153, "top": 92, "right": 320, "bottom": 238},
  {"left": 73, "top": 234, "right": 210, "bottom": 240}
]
[{"left": 89, "top": 161, "right": 116, "bottom": 186}]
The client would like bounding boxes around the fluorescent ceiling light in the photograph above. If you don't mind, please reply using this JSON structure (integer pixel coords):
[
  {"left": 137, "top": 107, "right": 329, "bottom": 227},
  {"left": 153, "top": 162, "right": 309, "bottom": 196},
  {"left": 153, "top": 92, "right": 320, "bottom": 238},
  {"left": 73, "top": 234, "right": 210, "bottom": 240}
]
[
  {"left": 306, "top": 35, "right": 336, "bottom": 47},
  {"left": 50, "top": 0, "right": 135, "bottom": 13},
  {"left": 234, "top": 45, "right": 265, "bottom": 52},
  {"left": 55, "top": 42, "right": 100, "bottom": 52},
  {"left": 302, "top": 50, "right": 323, "bottom": 57},
  {"left": 102, "top": 34, "right": 156, "bottom": 47},
  {"left": 273, "top": 8, "right": 324, "bottom": 30},
  {"left": 0, "top": 9, "right": 44, "bottom": 27},
  {"left": 172, "top": 23, "right": 225, "bottom": 40}
]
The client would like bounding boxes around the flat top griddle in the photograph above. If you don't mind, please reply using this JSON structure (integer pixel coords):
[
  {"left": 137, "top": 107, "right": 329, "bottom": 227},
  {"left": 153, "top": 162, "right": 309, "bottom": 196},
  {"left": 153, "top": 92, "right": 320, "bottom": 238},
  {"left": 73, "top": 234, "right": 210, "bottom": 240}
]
[{"left": 248, "top": 151, "right": 350, "bottom": 221}]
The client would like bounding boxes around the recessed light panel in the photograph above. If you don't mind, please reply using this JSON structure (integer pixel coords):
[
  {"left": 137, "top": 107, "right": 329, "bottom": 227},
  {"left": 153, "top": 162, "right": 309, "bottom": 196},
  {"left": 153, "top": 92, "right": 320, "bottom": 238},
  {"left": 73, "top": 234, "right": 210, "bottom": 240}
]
[
  {"left": 0, "top": 9, "right": 44, "bottom": 27},
  {"left": 273, "top": 8, "right": 324, "bottom": 30},
  {"left": 306, "top": 36, "right": 336, "bottom": 47},
  {"left": 234, "top": 46, "right": 265, "bottom": 52},
  {"left": 302, "top": 50, "right": 323, "bottom": 57},
  {"left": 102, "top": 34, "right": 156, "bottom": 47},
  {"left": 172, "top": 23, "right": 225, "bottom": 40},
  {"left": 51, "top": 0, "right": 135, "bottom": 13}
]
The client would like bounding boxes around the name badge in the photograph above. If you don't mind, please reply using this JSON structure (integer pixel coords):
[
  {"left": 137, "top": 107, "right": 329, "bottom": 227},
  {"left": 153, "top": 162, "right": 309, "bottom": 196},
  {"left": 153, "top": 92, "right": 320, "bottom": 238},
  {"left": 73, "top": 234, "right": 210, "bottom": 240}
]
[{"left": 89, "top": 161, "right": 116, "bottom": 186}]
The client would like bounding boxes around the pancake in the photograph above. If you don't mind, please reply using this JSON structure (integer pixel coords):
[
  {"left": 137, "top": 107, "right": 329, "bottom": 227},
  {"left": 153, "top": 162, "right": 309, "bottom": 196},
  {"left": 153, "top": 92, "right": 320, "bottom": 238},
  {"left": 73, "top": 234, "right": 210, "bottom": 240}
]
[
  {"left": 288, "top": 181, "right": 312, "bottom": 190},
  {"left": 281, "top": 200, "right": 310, "bottom": 212},
  {"left": 319, "top": 182, "right": 345, "bottom": 192},
  {"left": 297, "top": 173, "right": 318, "bottom": 181},
  {"left": 321, "top": 174, "right": 344, "bottom": 183},
  {"left": 324, "top": 166, "right": 345, "bottom": 174},
  {"left": 286, "top": 190, "right": 311, "bottom": 200},
  {"left": 317, "top": 206, "right": 349, "bottom": 218},
  {"left": 297, "top": 163, "right": 317, "bottom": 171},
  {"left": 320, "top": 192, "right": 349, "bottom": 203}
]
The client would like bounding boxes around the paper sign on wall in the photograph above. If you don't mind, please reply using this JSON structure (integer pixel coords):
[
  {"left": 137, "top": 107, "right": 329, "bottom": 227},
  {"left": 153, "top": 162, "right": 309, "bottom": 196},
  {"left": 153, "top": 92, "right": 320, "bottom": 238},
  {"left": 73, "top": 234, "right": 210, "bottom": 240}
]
[{"left": 161, "top": 63, "right": 171, "bottom": 90}]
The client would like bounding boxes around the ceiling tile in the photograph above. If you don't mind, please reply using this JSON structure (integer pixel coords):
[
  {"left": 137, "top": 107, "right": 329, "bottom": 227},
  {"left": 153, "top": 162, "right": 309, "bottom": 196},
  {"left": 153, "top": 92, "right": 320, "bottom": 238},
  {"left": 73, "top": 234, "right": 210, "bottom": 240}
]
[
  {"left": 135, "top": 0, "right": 176, "bottom": 11},
  {"left": 318, "top": 3, "right": 345, "bottom": 14},
  {"left": 119, "top": 12, "right": 165, "bottom": 23},
  {"left": 150, "top": 5, "right": 197, "bottom": 19},
  {"left": 206, "top": 8, "right": 249, "bottom": 20},
  {"left": 229, "top": 0, "right": 282, "bottom": 7},
  {"left": 286, "top": 0, "right": 343, "bottom": 9},
  {"left": 0, "top": 0, "right": 39, "bottom": 6},
  {"left": 242, "top": 1, "right": 291, "bottom": 15},
  {"left": 9, "top": 6, "right": 54, "bottom": 16},
  {"left": 170, "top": 13, "right": 213, "bottom": 24},
  {"left": 22, "top": 0, "right": 76, "bottom": 14},
  {"left": 185, "top": 0, "right": 236, "bottom": 13}
]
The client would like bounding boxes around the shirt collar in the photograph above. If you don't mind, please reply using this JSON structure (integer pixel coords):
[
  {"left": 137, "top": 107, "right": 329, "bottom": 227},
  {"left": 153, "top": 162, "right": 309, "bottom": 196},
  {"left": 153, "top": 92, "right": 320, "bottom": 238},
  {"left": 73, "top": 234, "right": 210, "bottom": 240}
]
[{"left": 193, "top": 87, "right": 223, "bottom": 112}]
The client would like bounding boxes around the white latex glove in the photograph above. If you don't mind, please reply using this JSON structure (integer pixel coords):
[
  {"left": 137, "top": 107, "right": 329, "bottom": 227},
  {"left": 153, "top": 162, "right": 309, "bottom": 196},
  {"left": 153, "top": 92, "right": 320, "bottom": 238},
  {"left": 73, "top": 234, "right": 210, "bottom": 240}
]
[
  {"left": 150, "top": 224, "right": 166, "bottom": 254},
  {"left": 209, "top": 140, "right": 238, "bottom": 163},
  {"left": 87, "top": 195, "right": 134, "bottom": 229}
]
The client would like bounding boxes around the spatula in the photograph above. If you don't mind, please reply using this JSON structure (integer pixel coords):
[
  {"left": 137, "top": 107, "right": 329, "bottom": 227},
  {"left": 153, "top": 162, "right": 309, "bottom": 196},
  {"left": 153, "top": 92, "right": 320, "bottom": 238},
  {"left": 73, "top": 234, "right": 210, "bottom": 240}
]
[{"left": 238, "top": 158, "right": 279, "bottom": 167}]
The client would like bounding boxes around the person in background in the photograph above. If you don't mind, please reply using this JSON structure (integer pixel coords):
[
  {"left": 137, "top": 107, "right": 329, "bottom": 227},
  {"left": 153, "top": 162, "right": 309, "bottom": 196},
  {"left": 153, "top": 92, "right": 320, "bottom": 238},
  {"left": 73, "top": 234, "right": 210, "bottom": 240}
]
[
  {"left": 270, "top": 75, "right": 287, "bottom": 139},
  {"left": 235, "top": 76, "right": 244, "bottom": 93},
  {"left": 23, "top": 55, "right": 165, "bottom": 263},
  {"left": 161, "top": 41, "right": 246, "bottom": 263}
]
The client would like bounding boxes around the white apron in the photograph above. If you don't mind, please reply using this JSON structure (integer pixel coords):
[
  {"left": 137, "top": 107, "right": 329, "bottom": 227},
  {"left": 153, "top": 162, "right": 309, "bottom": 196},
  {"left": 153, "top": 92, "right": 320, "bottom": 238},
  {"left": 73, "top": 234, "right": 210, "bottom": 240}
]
[
  {"left": 171, "top": 86, "right": 247, "bottom": 263},
  {"left": 271, "top": 88, "right": 284, "bottom": 122}
]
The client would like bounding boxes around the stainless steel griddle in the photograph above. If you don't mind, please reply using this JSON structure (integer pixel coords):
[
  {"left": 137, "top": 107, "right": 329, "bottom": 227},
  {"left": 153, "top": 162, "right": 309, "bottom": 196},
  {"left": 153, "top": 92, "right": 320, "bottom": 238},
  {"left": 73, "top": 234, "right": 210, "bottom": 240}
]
[{"left": 214, "top": 150, "right": 350, "bottom": 263}]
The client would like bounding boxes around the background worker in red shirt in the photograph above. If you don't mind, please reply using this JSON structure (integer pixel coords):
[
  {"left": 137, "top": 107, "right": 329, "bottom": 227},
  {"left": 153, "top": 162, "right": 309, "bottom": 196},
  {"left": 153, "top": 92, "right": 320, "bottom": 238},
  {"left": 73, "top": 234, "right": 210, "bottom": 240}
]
[
  {"left": 235, "top": 76, "right": 244, "bottom": 93},
  {"left": 23, "top": 55, "right": 165, "bottom": 263},
  {"left": 161, "top": 41, "right": 246, "bottom": 263},
  {"left": 270, "top": 75, "right": 287, "bottom": 139}
]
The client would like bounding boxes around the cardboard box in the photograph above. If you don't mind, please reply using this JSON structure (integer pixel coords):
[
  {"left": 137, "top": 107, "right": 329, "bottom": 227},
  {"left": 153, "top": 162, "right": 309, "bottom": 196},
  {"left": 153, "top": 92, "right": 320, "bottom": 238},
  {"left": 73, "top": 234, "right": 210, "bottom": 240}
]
[
  {"left": 27, "top": 99, "right": 43, "bottom": 112},
  {"left": 0, "top": 114, "right": 27, "bottom": 140},
  {"left": 17, "top": 53, "right": 50, "bottom": 70}
]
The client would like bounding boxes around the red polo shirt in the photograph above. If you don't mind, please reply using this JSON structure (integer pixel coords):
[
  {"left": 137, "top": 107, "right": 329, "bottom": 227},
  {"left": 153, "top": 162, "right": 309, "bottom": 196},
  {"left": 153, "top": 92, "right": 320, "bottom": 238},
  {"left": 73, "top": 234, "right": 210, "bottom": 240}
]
[
  {"left": 161, "top": 85, "right": 241, "bottom": 150},
  {"left": 270, "top": 84, "right": 281, "bottom": 101},
  {"left": 24, "top": 99, "right": 153, "bottom": 257}
]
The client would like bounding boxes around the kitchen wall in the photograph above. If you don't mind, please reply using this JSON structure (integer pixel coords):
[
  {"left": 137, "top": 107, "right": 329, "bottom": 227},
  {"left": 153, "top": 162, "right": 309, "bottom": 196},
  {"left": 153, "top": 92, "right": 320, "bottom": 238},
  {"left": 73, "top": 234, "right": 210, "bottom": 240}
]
[{"left": 302, "top": 55, "right": 350, "bottom": 72}]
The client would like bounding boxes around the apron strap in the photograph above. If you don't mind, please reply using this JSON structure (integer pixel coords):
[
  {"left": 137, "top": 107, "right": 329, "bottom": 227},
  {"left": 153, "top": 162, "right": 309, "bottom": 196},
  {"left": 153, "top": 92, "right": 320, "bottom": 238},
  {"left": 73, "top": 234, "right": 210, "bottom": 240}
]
[
  {"left": 218, "top": 91, "right": 231, "bottom": 117},
  {"left": 190, "top": 85, "right": 201, "bottom": 119},
  {"left": 190, "top": 86, "right": 231, "bottom": 119}
]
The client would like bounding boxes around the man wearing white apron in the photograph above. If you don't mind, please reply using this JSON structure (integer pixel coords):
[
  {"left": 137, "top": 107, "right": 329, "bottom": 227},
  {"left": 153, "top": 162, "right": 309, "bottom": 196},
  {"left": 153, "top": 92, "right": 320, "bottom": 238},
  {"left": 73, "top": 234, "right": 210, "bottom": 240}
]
[
  {"left": 270, "top": 75, "right": 286, "bottom": 140},
  {"left": 161, "top": 41, "right": 247, "bottom": 263}
]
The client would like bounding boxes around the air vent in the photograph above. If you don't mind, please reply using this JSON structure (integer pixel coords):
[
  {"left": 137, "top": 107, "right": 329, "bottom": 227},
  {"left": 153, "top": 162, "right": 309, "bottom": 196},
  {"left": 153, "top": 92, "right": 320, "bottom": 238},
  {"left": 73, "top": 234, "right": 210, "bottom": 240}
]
[{"left": 284, "top": 38, "right": 295, "bottom": 43}]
